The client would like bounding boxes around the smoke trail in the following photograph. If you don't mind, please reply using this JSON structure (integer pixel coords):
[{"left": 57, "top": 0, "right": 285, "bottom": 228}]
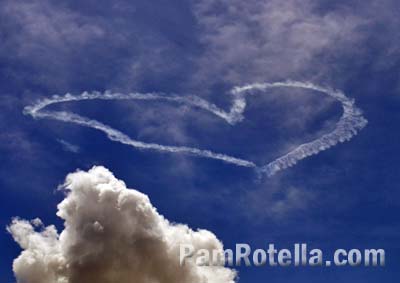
[
  {"left": 23, "top": 91, "right": 255, "bottom": 168},
  {"left": 233, "top": 81, "right": 368, "bottom": 176},
  {"left": 23, "top": 81, "right": 367, "bottom": 177}
]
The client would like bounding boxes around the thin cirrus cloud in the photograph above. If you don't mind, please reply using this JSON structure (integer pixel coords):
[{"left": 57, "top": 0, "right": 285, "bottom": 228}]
[
  {"left": 24, "top": 81, "right": 367, "bottom": 177},
  {"left": 57, "top": 139, "right": 80, "bottom": 153}
]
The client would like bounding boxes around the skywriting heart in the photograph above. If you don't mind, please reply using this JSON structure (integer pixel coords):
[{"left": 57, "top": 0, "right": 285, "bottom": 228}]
[{"left": 24, "top": 81, "right": 367, "bottom": 178}]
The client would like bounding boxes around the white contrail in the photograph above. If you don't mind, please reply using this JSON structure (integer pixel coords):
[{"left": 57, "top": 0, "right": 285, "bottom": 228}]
[
  {"left": 23, "top": 92, "right": 255, "bottom": 168},
  {"left": 23, "top": 81, "right": 367, "bottom": 177},
  {"left": 232, "top": 81, "right": 368, "bottom": 176}
]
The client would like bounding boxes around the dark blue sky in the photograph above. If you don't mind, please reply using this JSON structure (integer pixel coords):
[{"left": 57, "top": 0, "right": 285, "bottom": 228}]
[{"left": 1, "top": 0, "right": 400, "bottom": 282}]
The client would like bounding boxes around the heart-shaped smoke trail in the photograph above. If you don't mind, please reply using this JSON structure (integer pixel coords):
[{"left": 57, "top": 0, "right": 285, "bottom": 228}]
[{"left": 23, "top": 81, "right": 367, "bottom": 177}]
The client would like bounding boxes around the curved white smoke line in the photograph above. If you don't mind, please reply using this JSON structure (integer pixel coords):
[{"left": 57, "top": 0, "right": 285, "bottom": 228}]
[
  {"left": 23, "top": 91, "right": 255, "bottom": 168},
  {"left": 23, "top": 81, "right": 367, "bottom": 177},
  {"left": 233, "top": 81, "right": 368, "bottom": 176}
]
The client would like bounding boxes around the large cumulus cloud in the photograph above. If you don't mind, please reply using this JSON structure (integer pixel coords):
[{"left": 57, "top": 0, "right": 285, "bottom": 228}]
[{"left": 8, "top": 166, "right": 236, "bottom": 283}]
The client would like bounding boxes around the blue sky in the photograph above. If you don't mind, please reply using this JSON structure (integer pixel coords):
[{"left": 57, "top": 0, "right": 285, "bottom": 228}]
[{"left": 1, "top": 0, "right": 400, "bottom": 282}]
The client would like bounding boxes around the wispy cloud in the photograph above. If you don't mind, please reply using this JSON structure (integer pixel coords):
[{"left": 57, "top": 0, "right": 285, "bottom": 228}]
[
  {"left": 57, "top": 139, "right": 80, "bottom": 153},
  {"left": 192, "top": 0, "right": 400, "bottom": 89}
]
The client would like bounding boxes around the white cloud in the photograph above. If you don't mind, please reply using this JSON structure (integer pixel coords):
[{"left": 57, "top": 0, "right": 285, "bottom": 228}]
[
  {"left": 8, "top": 166, "right": 236, "bottom": 283},
  {"left": 242, "top": 176, "right": 316, "bottom": 222},
  {"left": 193, "top": 0, "right": 368, "bottom": 87},
  {"left": 57, "top": 139, "right": 80, "bottom": 153},
  {"left": 1, "top": 0, "right": 104, "bottom": 54}
]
